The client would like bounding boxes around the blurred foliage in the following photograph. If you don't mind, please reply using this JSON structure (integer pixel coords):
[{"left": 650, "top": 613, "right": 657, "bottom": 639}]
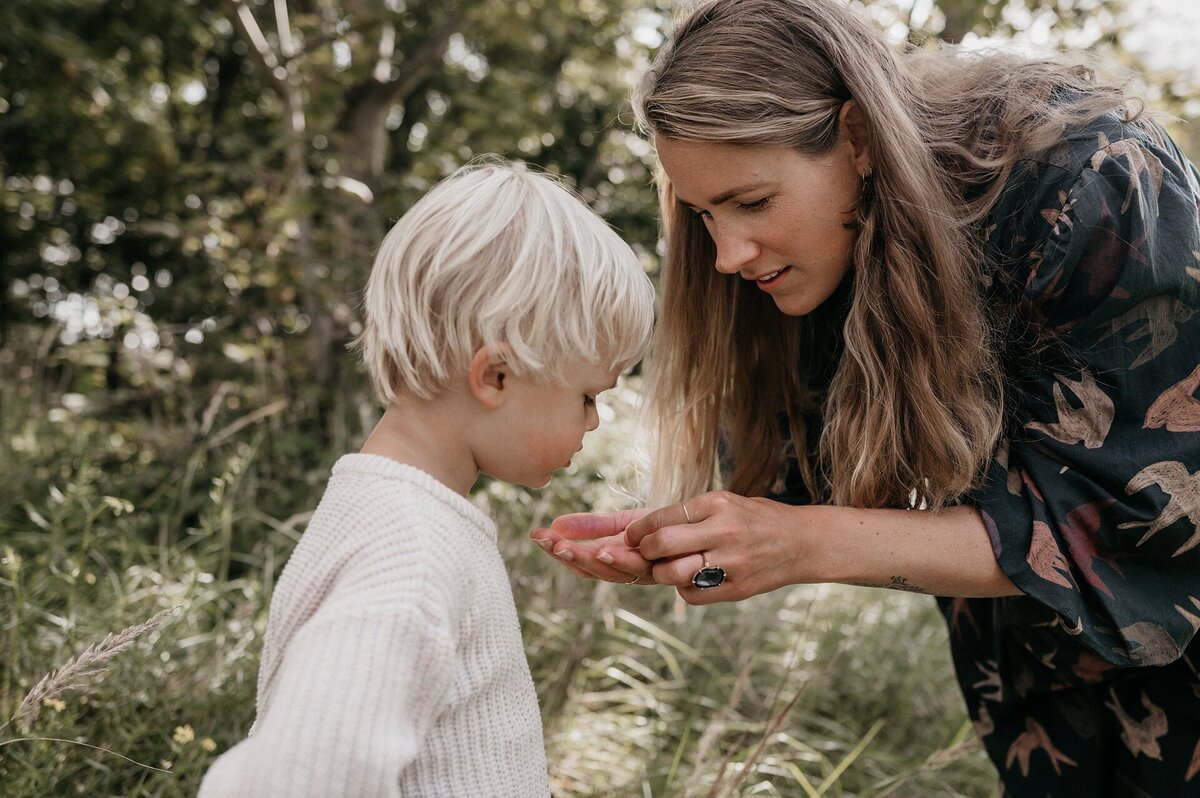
[
  {"left": 2, "top": 0, "right": 1199, "bottom": 795},
  {"left": 0, "top": 0, "right": 666, "bottom": 423},
  {"left": 0, "top": 375, "right": 998, "bottom": 796},
  {"left": 1, "top": 0, "right": 1195, "bottom": 433}
]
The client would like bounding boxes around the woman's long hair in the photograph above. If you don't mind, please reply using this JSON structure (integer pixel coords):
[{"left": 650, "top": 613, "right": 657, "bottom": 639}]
[{"left": 635, "top": 0, "right": 1150, "bottom": 509}]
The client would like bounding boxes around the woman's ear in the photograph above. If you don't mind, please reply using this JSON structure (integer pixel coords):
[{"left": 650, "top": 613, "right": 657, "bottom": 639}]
[
  {"left": 467, "top": 344, "right": 510, "bottom": 410},
  {"left": 839, "top": 100, "right": 872, "bottom": 177}
]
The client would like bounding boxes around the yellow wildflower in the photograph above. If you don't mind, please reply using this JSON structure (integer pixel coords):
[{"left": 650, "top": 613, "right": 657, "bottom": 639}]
[
  {"left": 200, "top": 737, "right": 218, "bottom": 752},
  {"left": 42, "top": 698, "right": 66, "bottom": 712},
  {"left": 172, "top": 724, "right": 195, "bottom": 744}
]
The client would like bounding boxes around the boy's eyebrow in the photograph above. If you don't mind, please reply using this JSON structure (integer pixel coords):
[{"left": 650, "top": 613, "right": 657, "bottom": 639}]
[{"left": 677, "top": 181, "right": 771, "bottom": 209}]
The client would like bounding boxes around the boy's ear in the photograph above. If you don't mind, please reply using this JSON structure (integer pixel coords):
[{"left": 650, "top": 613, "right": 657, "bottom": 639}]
[{"left": 467, "top": 344, "right": 511, "bottom": 410}]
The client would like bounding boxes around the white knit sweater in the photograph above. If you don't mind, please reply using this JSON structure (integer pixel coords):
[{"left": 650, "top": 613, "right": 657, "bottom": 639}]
[{"left": 199, "top": 454, "right": 549, "bottom": 797}]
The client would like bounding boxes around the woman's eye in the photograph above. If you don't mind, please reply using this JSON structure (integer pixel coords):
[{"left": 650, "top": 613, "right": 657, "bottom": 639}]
[{"left": 738, "top": 197, "right": 770, "bottom": 212}]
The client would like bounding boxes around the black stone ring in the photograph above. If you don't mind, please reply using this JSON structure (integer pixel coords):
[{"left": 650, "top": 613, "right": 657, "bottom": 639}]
[{"left": 692, "top": 561, "right": 726, "bottom": 589}]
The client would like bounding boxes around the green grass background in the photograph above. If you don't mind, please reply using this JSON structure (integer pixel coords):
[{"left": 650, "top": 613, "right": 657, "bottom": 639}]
[{"left": 0, "top": 372, "right": 1000, "bottom": 797}]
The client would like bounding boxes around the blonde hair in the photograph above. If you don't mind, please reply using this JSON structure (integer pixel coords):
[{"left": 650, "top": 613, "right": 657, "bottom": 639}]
[
  {"left": 635, "top": 0, "right": 1150, "bottom": 509},
  {"left": 357, "top": 160, "right": 656, "bottom": 403}
]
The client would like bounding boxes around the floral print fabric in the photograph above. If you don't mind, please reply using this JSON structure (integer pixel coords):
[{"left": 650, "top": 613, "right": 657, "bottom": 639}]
[{"left": 939, "top": 114, "right": 1200, "bottom": 795}]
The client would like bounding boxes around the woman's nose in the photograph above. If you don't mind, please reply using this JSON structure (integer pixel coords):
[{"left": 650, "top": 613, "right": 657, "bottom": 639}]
[{"left": 712, "top": 225, "right": 760, "bottom": 275}]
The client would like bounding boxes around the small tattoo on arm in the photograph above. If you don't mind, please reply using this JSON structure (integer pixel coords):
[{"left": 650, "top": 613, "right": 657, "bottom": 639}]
[
  {"left": 885, "top": 576, "right": 927, "bottom": 593},
  {"left": 850, "top": 576, "right": 929, "bottom": 594}
]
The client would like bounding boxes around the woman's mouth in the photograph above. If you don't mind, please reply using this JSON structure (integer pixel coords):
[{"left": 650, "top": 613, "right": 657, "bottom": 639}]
[{"left": 754, "top": 266, "right": 791, "bottom": 288}]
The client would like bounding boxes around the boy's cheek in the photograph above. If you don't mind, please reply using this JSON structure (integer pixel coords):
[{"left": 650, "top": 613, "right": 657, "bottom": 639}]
[{"left": 524, "top": 432, "right": 572, "bottom": 472}]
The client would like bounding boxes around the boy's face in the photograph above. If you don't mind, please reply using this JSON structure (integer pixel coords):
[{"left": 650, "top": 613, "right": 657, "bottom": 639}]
[{"left": 479, "top": 361, "right": 623, "bottom": 489}]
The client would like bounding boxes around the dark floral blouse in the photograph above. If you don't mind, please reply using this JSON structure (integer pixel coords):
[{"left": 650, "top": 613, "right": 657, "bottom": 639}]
[
  {"left": 945, "top": 114, "right": 1200, "bottom": 795},
  {"left": 771, "top": 113, "right": 1200, "bottom": 795}
]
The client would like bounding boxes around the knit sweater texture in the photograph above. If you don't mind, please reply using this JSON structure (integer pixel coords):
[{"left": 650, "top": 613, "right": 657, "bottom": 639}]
[{"left": 198, "top": 454, "right": 549, "bottom": 797}]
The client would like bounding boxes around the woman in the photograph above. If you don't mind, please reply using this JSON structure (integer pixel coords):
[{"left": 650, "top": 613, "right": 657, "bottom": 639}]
[{"left": 532, "top": 0, "right": 1200, "bottom": 793}]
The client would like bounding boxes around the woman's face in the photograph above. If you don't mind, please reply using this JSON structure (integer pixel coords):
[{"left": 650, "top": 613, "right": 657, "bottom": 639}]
[{"left": 656, "top": 136, "right": 863, "bottom": 317}]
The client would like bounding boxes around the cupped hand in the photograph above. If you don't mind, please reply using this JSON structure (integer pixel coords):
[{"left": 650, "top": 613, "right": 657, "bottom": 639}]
[
  {"left": 530, "top": 508, "right": 656, "bottom": 584},
  {"left": 624, "top": 491, "right": 807, "bottom": 604}
]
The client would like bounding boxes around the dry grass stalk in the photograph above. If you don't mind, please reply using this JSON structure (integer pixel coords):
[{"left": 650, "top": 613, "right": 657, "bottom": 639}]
[
  {"left": 686, "top": 659, "right": 755, "bottom": 798},
  {"left": 2, "top": 605, "right": 180, "bottom": 734},
  {"left": 204, "top": 399, "right": 287, "bottom": 449}
]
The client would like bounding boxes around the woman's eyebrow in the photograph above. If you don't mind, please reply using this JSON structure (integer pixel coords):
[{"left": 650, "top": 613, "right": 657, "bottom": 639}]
[{"left": 677, "top": 181, "right": 771, "bottom": 208}]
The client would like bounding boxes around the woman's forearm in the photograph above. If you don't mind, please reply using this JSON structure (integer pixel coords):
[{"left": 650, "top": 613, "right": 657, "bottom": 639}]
[{"left": 812, "top": 504, "right": 1021, "bottom": 598}]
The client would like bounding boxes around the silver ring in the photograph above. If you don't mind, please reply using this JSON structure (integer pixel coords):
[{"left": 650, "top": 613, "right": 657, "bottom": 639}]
[
  {"left": 682, "top": 501, "right": 692, "bottom": 524},
  {"left": 624, "top": 575, "right": 639, "bottom": 585},
  {"left": 691, "top": 553, "right": 726, "bottom": 589}
]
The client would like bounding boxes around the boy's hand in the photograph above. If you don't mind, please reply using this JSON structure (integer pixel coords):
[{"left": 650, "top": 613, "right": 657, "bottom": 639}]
[{"left": 530, "top": 510, "right": 656, "bottom": 584}]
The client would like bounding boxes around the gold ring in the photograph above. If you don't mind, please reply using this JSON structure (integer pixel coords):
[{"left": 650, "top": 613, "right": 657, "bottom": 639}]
[
  {"left": 624, "top": 575, "right": 639, "bottom": 585},
  {"left": 682, "top": 501, "right": 692, "bottom": 524}
]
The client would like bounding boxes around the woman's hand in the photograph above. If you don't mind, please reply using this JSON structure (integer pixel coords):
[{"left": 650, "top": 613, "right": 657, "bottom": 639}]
[
  {"left": 535, "top": 493, "right": 1017, "bottom": 601},
  {"left": 530, "top": 509, "right": 657, "bottom": 584},
  {"left": 628, "top": 495, "right": 1021, "bottom": 602},
  {"left": 625, "top": 491, "right": 812, "bottom": 604}
]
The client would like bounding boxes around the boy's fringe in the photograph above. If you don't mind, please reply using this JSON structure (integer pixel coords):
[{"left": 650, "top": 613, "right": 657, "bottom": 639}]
[{"left": 2, "top": 605, "right": 180, "bottom": 734}]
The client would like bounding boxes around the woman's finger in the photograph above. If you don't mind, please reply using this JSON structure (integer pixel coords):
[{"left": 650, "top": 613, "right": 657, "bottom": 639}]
[
  {"left": 530, "top": 528, "right": 562, "bottom": 549},
  {"left": 637, "top": 519, "right": 718, "bottom": 562},
  {"left": 624, "top": 501, "right": 699, "bottom": 548},
  {"left": 677, "top": 583, "right": 731, "bottom": 606},
  {"left": 650, "top": 552, "right": 705, "bottom": 588},
  {"left": 550, "top": 540, "right": 651, "bottom": 584},
  {"left": 528, "top": 536, "right": 595, "bottom": 578},
  {"left": 595, "top": 545, "right": 656, "bottom": 582},
  {"left": 534, "top": 528, "right": 649, "bottom": 582},
  {"left": 551, "top": 509, "right": 649, "bottom": 541}
]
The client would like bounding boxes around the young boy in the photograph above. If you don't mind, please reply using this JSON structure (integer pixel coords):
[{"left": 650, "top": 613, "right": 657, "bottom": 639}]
[{"left": 198, "top": 162, "right": 655, "bottom": 797}]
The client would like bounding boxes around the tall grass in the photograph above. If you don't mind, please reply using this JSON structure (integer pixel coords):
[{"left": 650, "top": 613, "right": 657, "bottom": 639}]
[{"left": 0, "top": 362, "right": 997, "bottom": 796}]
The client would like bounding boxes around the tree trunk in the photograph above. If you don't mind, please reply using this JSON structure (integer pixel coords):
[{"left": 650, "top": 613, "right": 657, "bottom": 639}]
[
  {"left": 938, "top": 0, "right": 983, "bottom": 43},
  {"left": 335, "top": 11, "right": 466, "bottom": 189}
]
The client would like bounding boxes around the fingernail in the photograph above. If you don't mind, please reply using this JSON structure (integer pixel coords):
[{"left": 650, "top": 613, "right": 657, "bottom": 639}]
[
  {"left": 554, "top": 547, "right": 574, "bottom": 562},
  {"left": 596, "top": 551, "right": 614, "bottom": 564},
  {"left": 534, "top": 538, "right": 553, "bottom": 550}
]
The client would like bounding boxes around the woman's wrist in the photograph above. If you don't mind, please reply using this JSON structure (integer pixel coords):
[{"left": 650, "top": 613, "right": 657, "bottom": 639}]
[
  {"left": 762, "top": 502, "right": 865, "bottom": 589},
  {"left": 803, "top": 504, "right": 880, "bottom": 587}
]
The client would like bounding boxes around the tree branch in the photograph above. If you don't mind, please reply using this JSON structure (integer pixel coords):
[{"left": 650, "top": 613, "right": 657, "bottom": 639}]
[
  {"left": 226, "top": 0, "right": 290, "bottom": 100},
  {"left": 336, "top": 8, "right": 466, "bottom": 133},
  {"left": 273, "top": 0, "right": 296, "bottom": 60}
]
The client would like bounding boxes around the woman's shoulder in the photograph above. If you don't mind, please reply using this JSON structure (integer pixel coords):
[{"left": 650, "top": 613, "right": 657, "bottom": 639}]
[
  {"left": 1034, "top": 112, "right": 1168, "bottom": 174},
  {"left": 985, "top": 112, "right": 1197, "bottom": 274},
  {"left": 994, "top": 112, "right": 1195, "bottom": 217},
  {"left": 983, "top": 114, "right": 1200, "bottom": 363}
]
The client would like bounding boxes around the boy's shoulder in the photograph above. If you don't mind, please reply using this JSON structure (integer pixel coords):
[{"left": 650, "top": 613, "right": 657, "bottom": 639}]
[
  {"left": 316, "top": 453, "right": 496, "bottom": 543},
  {"left": 281, "top": 454, "right": 499, "bottom": 605}
]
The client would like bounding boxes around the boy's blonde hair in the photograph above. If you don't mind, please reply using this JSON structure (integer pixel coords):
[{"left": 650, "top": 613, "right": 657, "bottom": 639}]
[{"left": 357, "top": 160, "right": 655, "bottom": 403}]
